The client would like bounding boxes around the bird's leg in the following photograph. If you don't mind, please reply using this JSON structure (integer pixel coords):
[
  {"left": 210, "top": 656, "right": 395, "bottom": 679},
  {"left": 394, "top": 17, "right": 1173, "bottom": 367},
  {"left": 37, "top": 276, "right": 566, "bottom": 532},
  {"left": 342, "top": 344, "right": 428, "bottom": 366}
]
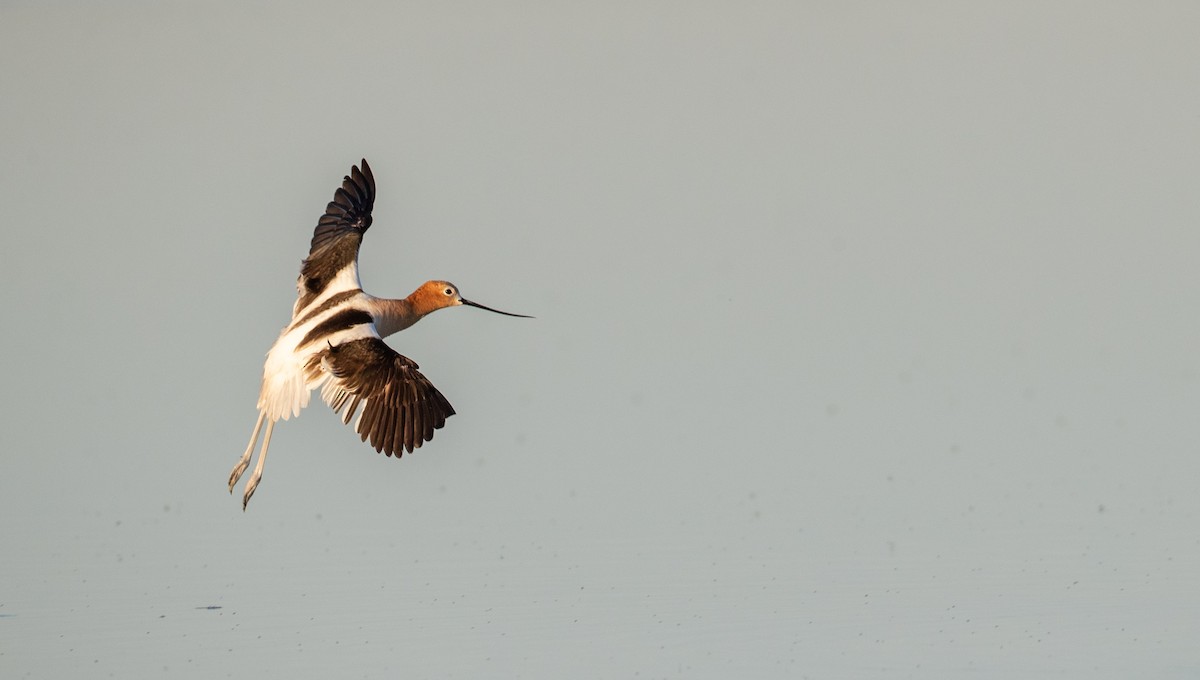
[
  {"left": 229, "top": 411, "right": 265, "bottom": 492},
  {"left": 242, "top": 419, "right": 275, "bottom": 511}
]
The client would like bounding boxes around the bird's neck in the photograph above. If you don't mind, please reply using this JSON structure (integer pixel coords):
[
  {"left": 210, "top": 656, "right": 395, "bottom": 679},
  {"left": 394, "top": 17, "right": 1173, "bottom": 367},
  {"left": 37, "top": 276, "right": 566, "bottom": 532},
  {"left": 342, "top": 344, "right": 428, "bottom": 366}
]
[{"left": 372, "top": 297, "right": 422, "bottom": 338}]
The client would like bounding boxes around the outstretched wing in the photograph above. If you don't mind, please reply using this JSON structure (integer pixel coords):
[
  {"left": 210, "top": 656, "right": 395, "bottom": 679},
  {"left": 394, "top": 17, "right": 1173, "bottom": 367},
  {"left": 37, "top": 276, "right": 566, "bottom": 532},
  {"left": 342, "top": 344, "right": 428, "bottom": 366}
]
[
  {"left": 295, "top": 159, "right": 376, "bottom": 313},
  {"left": 318, "top": 337, "right": 456, "bottom": 457}
]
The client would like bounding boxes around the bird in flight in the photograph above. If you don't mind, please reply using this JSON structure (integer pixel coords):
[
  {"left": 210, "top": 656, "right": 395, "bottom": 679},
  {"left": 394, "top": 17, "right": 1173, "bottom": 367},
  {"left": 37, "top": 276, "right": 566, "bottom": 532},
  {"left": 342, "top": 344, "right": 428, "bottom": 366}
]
[{"left": 228, "top": 159, "right": 531, "bottom": 509}]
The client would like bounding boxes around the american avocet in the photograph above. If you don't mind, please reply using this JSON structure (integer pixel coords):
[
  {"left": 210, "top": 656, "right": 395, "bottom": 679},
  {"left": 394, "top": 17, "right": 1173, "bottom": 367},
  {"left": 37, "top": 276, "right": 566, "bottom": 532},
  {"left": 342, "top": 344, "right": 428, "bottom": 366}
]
[{"left": 229, "top": 159, "right": 530, "bottom": 509}]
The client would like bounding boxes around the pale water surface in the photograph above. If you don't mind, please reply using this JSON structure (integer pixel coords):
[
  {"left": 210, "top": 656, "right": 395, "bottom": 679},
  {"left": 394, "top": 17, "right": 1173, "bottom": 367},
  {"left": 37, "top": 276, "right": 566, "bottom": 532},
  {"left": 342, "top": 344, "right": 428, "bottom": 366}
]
[{"left": 2, "top": 3, "right": 1198, "bottom": 678}]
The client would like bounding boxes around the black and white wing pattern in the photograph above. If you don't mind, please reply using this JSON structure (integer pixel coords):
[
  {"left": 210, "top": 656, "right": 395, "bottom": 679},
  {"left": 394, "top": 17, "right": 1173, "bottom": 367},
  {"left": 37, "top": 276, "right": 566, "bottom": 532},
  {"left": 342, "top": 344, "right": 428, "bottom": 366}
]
[
  {"left": 319, "top": 337, "right": 456, "bottom": 457},
  {"left": 295, "top": 159, "right": 376, "bottom": 312}
]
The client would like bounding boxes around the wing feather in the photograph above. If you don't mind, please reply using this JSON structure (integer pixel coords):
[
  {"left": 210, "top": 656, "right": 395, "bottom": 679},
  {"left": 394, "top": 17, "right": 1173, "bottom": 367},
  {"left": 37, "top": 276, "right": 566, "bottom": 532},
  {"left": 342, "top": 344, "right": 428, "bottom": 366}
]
[
  {"left": 320, "top": 336, "right": 456, "bottom": 457},
  {"left": 295, "top": 160, "right": 376, "bottom": 311}
]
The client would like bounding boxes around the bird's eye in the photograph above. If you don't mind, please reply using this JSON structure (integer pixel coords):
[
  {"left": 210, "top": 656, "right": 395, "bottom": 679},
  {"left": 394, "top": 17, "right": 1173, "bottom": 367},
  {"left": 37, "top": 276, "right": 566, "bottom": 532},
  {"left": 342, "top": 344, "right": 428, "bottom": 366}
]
[{"left": 444, "top": 287, "right": 454, "bottom": 296}]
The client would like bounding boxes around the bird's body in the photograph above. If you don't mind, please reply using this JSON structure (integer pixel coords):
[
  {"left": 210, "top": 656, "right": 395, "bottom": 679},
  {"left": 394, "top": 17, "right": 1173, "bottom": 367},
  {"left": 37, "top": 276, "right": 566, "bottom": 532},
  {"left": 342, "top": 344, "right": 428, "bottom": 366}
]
[{"left": 229, "top": 159, "right": 530, "bottom": 509}]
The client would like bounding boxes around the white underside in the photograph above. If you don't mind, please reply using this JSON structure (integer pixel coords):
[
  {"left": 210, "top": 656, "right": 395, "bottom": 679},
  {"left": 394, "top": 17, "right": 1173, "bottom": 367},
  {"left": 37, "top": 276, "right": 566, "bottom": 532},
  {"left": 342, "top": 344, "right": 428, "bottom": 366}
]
[
  {"left": 256, "top": 327, "right": 326, "bottom": 421},
  {"left": 257, "top": 265, "right": 376, "bottom": 421}
]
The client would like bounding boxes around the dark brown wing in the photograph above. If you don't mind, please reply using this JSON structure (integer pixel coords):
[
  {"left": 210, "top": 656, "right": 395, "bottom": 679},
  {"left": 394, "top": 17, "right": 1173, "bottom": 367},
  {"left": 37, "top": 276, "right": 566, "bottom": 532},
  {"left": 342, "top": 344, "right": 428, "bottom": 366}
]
[
  {"left": 321, "top": 337, "right": 456, "bottom": 457},
  {"left": 296, "top": 159, "right": 376, "bottom": 310}
]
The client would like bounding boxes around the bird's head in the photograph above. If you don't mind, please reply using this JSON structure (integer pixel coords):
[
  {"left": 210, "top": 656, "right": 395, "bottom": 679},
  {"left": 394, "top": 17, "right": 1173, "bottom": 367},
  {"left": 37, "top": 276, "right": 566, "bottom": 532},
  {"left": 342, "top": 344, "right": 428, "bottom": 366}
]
[{"left": 412, "top": 280, "right": 533, "bottom": 319}]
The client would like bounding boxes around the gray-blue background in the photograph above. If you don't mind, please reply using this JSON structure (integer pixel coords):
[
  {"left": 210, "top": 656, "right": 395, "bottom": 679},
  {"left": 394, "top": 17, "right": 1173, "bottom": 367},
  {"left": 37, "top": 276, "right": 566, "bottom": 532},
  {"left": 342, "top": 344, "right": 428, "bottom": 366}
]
[{"left": 3, "top": 3, "right": 1198, "bottom": 677}]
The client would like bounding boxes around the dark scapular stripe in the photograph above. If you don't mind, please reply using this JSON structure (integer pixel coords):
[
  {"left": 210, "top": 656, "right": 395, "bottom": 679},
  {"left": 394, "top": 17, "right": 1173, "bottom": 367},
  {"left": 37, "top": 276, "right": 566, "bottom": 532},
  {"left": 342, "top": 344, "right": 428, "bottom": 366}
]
[
  {"left": 291, "top": 288, "right": 362, "bottom": 330},
  {"left": 299, "top": 308, "right": 374, "bottom": 348}
]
